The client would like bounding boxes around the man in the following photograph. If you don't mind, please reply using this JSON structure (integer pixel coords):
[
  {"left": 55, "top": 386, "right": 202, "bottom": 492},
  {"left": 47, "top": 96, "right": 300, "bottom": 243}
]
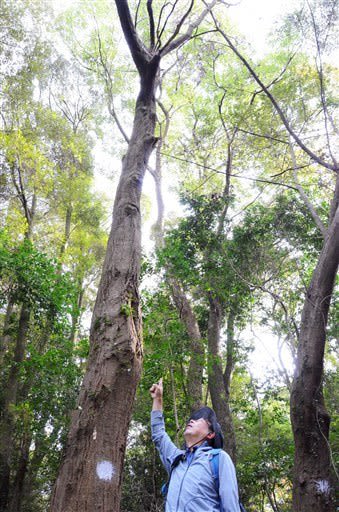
[{"left": 150, "top": 378, "right": 241, "bottom": 512}]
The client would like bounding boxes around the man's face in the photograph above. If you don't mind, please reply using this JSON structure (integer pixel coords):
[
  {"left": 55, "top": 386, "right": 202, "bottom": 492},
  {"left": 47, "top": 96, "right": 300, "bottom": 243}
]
[{"left": 184, "top": 417, "right": 212, "bottom": 443}]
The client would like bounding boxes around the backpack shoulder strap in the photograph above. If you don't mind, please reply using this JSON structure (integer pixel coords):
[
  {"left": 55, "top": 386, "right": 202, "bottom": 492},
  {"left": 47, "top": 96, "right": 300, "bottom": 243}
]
[
  {"left": 208, "top": 449, "right": 248, "bottom": 512},
  {"left": 208, "top": 449, "right": 221, "bottom": 493},
  {"left": 208, "top": 449, "right": 221, "bottom": 511}
]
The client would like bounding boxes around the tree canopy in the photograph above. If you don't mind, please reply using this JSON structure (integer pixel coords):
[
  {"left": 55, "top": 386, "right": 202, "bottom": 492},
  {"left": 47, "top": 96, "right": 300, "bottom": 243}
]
[{"left": 0, "top": 1, "right": 338, "bottom": 511}]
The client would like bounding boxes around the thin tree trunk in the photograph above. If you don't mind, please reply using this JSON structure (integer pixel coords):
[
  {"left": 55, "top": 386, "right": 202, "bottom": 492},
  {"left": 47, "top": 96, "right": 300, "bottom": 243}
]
[
  {"left": 0, "top": 305, "right": 30, "bottom": 511},
  {"left": 70, "top": 281, "right": 84, "bottom": 344},
  {"left": 222, "top": 310, "right": 237, "bottom": 458},
  {"left": 0, "top": 299, "right": 14, "bottom": 365},
  {"left": 290, "top": 201, "right": 339, "bottom": 511},
  {"left": 25, "top": 192, "right": 37, "bottom": 241},
  {"left": 59, "top": 205, "right": 72, "bottom": 258},
  {"left": 249, "top": 373, "right": 280, "bottom": 512},
  {"left": 169, "top": 279, "right": 204, "bottom": 411},
  {"left": 0, "top": 184, "right": 37, "bottom": 509},
  {"left": 207, "top": 296, "right": 236, "bottom": 462},
  {"left": 20, "top": 432, "right": 49, "bottom": 512},
  {"left": 7, "top": 430, "right": 32, "bottom": 512}
]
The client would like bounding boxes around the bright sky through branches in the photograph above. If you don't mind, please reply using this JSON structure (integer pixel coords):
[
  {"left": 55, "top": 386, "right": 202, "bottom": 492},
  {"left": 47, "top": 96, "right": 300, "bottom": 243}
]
[
  {"left": 53, "top": 0, "right": 299, "bottom": 52},
  {"left": 51, "top": 0, "right": 301, "bottom": 382}
]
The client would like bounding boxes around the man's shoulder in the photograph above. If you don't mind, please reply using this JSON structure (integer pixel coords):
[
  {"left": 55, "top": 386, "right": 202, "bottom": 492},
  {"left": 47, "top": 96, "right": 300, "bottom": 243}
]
[{"left": 202, "top": 448, "right": 234, "bottom": 468}]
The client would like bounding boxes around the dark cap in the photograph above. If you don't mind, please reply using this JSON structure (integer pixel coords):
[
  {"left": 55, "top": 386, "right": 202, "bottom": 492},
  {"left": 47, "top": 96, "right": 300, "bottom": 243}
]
[{"left": 188, "top": 407, "right": 224, "bottom": 448}]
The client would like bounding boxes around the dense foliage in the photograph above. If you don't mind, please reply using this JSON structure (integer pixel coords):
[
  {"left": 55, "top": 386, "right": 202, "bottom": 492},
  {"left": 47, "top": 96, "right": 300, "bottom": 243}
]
[{"left": 0, "top": 0, "right": 337, "bottom": 511}]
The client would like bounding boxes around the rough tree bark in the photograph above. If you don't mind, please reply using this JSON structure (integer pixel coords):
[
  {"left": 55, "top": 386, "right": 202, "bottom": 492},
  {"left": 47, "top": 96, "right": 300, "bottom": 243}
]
[
  {"left": 50, "top": 2, "right": 218, "bottom": 510},
  {"left": 206, "top": 136, "right": 237, "bottom": 462},
  {"left": 50, "top": 56, "right": 159, "bottom": 512},
  {"left": 290, "top": 184, "right": 339, "bottom": 511}
]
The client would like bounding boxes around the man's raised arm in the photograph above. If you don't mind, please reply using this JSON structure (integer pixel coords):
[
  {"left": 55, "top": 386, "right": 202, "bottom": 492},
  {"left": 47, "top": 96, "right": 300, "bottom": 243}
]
[
  {"left": 150, "top": 377, "right": 182, "bottom": 474},
  {"left": 150, "top": 377, "right": 163, "bottom": 411}
]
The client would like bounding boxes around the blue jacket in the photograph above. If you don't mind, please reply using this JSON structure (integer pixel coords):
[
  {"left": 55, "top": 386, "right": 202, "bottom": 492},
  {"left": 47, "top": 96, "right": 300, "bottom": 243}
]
[{"left": 151, "top": 410, "right": 241, "bottom": 512}]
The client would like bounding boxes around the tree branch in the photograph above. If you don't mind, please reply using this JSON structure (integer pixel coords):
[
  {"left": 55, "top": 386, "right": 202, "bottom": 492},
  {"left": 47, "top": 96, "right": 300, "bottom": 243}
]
[
  {"left": 289, "top": 140, "right": 326, "bottom": 237},
  {"left": 156, "top": 1, "right": 179, "bottom": 50},
  {"left": 236, "top": 127, "right": 288, "bottom": 144},
  {"left": 250, "top": 52, "right": 296, "bottom": 105},
  {"left": 160, "top": 0, "right": 219, "bottom": 57},
  {"left": 160, "top": 151, "right": 300, "bottom": 191},
  {"left": 147, "top": 0, "right": 156, "bottom": 49},
  {"left": 134, "top": 0, "right": 142, "bottom": 28},
  {"left": 114, "top": 0, "right": 151, "bottom": 73},
  {"left": 306, "top": 0, "right": 338, "bottom": 168},
  {"left": 96, "top": 30, "right": 130, "bottom": 143},
  {"left": 208, "top": 11, "right": 338, "bottom": 172},
  {"left": 160, "top": 0, "right": 194, "bottom": 54}
]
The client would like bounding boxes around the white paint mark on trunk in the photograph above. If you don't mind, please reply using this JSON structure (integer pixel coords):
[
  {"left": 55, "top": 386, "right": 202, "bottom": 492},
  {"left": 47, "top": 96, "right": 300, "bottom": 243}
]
[
  {"left": 93, "top": 428, "right": 97, "bottom": 440},
  {"left": 315, "top": 480, "right": 331, "bottom": 496},
  {"left": 96, "top": 461, "right": 115, "bottom": 481}
]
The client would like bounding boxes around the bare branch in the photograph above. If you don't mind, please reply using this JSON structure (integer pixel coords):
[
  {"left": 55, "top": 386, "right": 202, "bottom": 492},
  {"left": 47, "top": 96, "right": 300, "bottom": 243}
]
[
  {"left": 134, "top": 0, "right": 142, "bottom": 28},
  {"left": 96, "top": 30, "right": 130, "bottom": 143},
  {"left": 208, "top": 11, "right": 338, "bottom": 172},
  {"left": 160, "top": 0, "right": 194, "bottom": 54},
  {"left": 160, "top": 151, "right": 300, "bottom": 191},
  {"left": 250, "top": 52, "right": 296, "bottom": 105},
  {"left": 236, "top": 127, "right": 288, "bottom": 145},
  {"left": 289, "top": 139, "right": 327, "bottom": 237},
  {"left": 270, "top": 163, "right": 311, "bottom": 178},
  {"left": 306, "top": 0, "right": 338, "bottom": 167},
  {"left": 160, "top": 0, "right": 219, "bottom": 57},
  {"left": 156, "top": 1, "right": 179, "bottom": 50},
  {"left": 147, "top": 0, "right": 155, "bottom": 49}
]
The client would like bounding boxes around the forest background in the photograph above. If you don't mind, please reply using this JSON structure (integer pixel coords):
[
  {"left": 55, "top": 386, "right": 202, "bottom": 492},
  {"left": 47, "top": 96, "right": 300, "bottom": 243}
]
[{"left": 0, "top": 0, "right": 338, "bottom": 511}]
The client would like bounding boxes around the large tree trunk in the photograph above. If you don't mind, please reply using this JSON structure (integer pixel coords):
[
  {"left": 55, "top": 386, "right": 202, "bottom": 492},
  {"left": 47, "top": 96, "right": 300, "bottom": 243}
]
[
  {"left": 290, "top": 202, "right": 339, "bottom": 512},
  {"left": 50, "top": 54, "right": 160, "bottom": 511},
  {"left": 208, "top": 296, "right": 236, "bottom": 462}
]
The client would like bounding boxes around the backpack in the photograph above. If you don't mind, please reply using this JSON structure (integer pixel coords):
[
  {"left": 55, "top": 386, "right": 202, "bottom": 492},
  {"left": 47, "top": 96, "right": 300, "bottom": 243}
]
[{"left": 162, "top": 449, "right": 247, "bottom": 512}]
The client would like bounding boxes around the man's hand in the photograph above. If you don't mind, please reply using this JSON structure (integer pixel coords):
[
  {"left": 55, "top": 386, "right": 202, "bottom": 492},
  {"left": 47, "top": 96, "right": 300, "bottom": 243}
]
[{"left": 150, "top": 378, "right": 163, "bottom": 411}]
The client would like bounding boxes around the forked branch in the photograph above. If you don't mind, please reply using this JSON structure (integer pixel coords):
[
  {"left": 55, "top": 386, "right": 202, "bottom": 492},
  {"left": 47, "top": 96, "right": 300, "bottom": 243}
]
[
  {"left": 160, "top": 0, "right": 220, "bottom": 57},
  {"left": 114, "top": 0, "right": 152, "bottom": 73}
]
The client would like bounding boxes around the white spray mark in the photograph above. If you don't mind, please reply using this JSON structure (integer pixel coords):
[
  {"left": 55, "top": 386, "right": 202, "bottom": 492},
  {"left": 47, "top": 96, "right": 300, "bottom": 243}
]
[
  {"left": 315, "top": 480, "right": 331, "bottom": 496},
  {"left": 93, "top": 428, "right": 97, "bottom": 440},
  {"left": 96, "top": 460, "right": 115, "bottom": 481}
]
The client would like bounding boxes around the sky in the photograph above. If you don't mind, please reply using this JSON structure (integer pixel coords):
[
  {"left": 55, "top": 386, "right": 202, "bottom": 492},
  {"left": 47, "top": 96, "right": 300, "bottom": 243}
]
[{"left": 227, "top": 0, "right": 298, "bottom": 51}]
